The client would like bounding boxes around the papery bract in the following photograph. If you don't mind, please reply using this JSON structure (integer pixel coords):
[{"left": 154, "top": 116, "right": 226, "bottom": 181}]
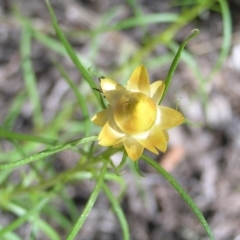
[{"left": 91, "top": 65, "right": 184, "bottom": 161}]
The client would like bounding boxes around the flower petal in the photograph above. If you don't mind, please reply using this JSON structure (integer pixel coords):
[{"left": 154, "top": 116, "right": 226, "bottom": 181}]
[
  {"left": 135, "top": 138, "right": 158, "bottom": 154},
  {"left": 113, "top": 142, "right": 123, "bottom": 148},
  {"left": 162, "top": 130, "right": 169, "bottom": 141},
  {"left": 123, "top": 137, "right": 144, "bottom": 161},
  {"left": 135, "top": 127, "right": 167, "bottom": 153},
  {"left": 98, "top": 117, "right": 125, "bottom": 146},
  {"left": 150, "top": 81, "right": 165, "bottom": 104},
  {"left": 158, "top": 106, "right": 185, "bottom": 129},
  {"left": 100, "top": 78, "right": 126, "bottom": 107},
  {"left": 91, "top": 106, "right": 112, "bottom": 126},
  {"left": 100, "top": 78, "right": 123, "bottom": 92},
  {"left": 104, "top": 89, "right": 126, "bottom": 108},
  {"left": 126, "top": 65, "right": 150, "bottom": 96}
]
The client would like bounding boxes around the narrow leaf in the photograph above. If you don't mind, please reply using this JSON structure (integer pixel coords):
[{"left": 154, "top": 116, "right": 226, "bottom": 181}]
[
  {"left": 66, "top": 161, "right": 108, "bottom": 240},
  {"left": 0, "top": 136, "right": 97, "bottom": 170},
  {"left": 142, "top": 154, "right": 214, "bottom": 240},
  {"left": 102, "top": 183, "right": 130, "bottom": 240},
  {"left": 45, "top": 0, "right": 104, "bottom": 108},
  {"left": 160, "top": 29, "right": 199, "bottom": 103}
]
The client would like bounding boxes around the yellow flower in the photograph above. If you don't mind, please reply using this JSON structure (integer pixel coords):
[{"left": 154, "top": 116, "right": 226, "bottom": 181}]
[{"left": 91, "top": 65, "right": 184, "bottom": 161}]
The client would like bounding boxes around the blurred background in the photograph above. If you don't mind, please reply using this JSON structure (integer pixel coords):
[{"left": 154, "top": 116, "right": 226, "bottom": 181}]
[{"left": 0, "top": 0, "right": 240, "bottom": 239}]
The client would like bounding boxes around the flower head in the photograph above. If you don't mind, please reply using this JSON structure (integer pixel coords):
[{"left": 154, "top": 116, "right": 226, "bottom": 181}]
[{"left": 91, "top": 65, "right": 184, "bottom": 161}]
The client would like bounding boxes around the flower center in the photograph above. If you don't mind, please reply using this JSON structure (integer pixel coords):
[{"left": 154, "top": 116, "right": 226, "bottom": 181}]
[{"left": 113, "top": 92, "right": 157, "bottom": 135}]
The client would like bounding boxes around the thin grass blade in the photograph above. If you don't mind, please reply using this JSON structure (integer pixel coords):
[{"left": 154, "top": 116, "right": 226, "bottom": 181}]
[{"left": 20, "top": 22, "right": 43, "bottom": 129}]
